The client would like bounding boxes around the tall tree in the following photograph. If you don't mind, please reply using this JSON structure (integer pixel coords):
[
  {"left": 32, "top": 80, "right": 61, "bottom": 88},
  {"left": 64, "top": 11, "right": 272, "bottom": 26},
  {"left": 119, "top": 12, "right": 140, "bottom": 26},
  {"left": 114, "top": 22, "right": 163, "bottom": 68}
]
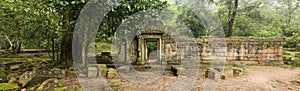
[{"left": 227, "top": 0, "right": 239, "bottom": 37}]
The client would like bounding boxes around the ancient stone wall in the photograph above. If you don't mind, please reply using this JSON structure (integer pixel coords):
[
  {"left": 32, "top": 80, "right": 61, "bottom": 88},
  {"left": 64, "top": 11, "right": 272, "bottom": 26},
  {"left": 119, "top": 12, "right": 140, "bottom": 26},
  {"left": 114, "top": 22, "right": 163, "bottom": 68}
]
[
  {"left": 193, "top": 37, "right": 284, "bottom": 63},
  {"left": 128, "top": 35, "right": 284, "bottom": 64},
  {"left": 164, "top": 37, "right": 284, "bottom": 63}
]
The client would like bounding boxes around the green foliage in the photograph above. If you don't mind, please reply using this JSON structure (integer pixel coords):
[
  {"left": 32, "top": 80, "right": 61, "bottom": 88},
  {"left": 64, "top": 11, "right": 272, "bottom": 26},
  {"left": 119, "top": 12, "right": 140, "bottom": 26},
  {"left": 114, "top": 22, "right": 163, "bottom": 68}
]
[
  {"left": 95, "top": 42, "right": 112, "bottom": 53},
  {"left": 253, "top": 30, "right": 278, "bottom": 38},
  {"left": 292, "top": 60, "right": 300, "bottom": 67},
  {"left": 177, "top": 7, "right": 207, "bottom": 37},
  {"left": 96, "top": 0, "right": 169, "bottom": 42},
  {"left": 214, "top": 0, "right": 299, "bottom": 40},
  {"left": 284, "top": 33, "right": 299, "bottom": 48},
  {"left": 146, "top": 42, "right": 157, "bottom": 53}
]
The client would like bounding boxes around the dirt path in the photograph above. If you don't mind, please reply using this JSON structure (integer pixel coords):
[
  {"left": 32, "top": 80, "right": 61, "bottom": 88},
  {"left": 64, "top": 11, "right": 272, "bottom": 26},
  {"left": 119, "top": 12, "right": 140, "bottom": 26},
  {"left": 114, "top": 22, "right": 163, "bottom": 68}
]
[
  {"left": 216, "top": 66, "right": 300, "bottom": 91},
  {"left": 75, "top": 66, "right": 300, "bottom": 91}
]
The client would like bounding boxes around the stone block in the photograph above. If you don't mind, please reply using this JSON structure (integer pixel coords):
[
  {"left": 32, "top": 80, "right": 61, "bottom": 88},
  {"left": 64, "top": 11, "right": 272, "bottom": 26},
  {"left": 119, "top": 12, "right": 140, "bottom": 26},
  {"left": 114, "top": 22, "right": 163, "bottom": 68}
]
[
  {"left": 117, "top": 66, "right": 130, "bottom": 73},
  {"left": 97, "top": 64, "right": 107, "bottom": 77},
  {"left": 205, "top": 68, "right": 218, "bottom": 79},
  {"left": 106, "top": 68, "right": 118, "bottom": 78},
  {"left": 107, "top": 79, "right": 121, "bottom": 87},
  {"left": 19, "top": 70, "right": 63, "bottom": 87},
  {"left": 232, "top": 67, "right": 243, "bottom": 76},
  {"left": 78, "top": 74, "right": 87, "bottom": 78},
  {"left": 88, "top": 67, "right": 98, "bottom": 78}
]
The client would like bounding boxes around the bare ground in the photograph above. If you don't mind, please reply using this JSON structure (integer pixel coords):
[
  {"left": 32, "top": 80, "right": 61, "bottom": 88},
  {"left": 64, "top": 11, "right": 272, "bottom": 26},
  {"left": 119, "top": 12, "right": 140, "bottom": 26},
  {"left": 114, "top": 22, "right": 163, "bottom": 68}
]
[{"left": 73, "top": 66, "right": 300, "bottom": 91}]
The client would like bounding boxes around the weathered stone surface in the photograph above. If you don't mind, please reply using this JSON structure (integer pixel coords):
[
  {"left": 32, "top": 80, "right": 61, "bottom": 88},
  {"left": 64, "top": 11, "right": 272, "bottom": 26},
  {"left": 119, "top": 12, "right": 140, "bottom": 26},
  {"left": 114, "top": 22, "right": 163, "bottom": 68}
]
[
  {"left": 0, "top": 83, "right": 20, "bottom": 91},
  {"left": 232, "top": 67, "right": 243, "bottom": 76},
  {"left": 205, "top": 68, "right": 219, "bottom": 79},
  {"left": 117, "top": 66, "right": 130, "bottom": 73},
  {"left": 88, "top": 67, "right": 98, "bottom": 78},
  {"left": 8, "top": 77, "right": 17, "bottom": 83},
  {"left": 78, "top": 74, "right": 87, "bottom": 78},
  {"left": 19, "top": 70, "right": 63, "bottom": 87},
  {"left": 98, "top": 64, "right": 107, "bottom": 77},
  {"left": 106, "top": 68, "right": 117, "bottom": 78},
  {"left": 129, "top": 36, "right": 284, "bottom": 65}
]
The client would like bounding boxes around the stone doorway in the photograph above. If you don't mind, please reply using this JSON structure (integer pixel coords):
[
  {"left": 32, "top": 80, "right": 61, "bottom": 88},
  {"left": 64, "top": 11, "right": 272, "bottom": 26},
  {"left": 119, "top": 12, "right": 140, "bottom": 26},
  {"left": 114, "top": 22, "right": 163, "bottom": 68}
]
[
  {"left": 138, "top": 34, "right": 162, "bottom": 64},
  {"left": 145, "top": 39, "right": 159, "bottom": 63}
]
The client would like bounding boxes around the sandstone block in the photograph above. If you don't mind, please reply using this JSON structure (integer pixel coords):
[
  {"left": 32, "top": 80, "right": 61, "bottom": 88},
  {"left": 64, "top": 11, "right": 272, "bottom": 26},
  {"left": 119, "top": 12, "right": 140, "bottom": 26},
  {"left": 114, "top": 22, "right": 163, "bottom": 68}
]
[
  {"left": 88, "top": 67, "right": 98, "bottom": 78},
  {"left": 232, "top": 67, "right": 243, "bottom": 76}
]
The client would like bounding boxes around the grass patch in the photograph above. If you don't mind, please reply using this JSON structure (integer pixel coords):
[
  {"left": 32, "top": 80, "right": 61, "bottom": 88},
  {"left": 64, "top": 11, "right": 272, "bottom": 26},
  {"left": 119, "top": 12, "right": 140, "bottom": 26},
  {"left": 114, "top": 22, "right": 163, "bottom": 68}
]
[
  {"left": 95, "top": 42, "right": 111, "bottom": 54},
  {"left": 0, "top": 58, "right": 49, "bottom": 63}
]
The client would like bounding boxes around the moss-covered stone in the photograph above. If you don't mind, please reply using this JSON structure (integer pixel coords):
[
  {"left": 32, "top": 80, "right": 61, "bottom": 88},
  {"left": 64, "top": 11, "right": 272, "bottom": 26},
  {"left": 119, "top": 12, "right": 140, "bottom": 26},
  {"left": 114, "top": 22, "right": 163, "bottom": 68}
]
[
  {"left": 88, "top": 67, "right": 98, "bottom": 78},
  {"left": 107, "top": 68, "right": 117, "bottom": 78},
  {"left": 106, "top": 79, "right": 121, "bottom": 91},
  {"left": 98, "top": 64, "right": 107, "bottom": 77},
  {"left": 19, "top": 70, "right": 63, "bottom": 87},
  {"left": 0, "top": 83, "right": 20, "bottom": 91},
  {"left": 107, "top": 79, "right": 121, "bottom": 87},
  {"left": 232, "top": 67, "right": 244, "bottom": 76}
]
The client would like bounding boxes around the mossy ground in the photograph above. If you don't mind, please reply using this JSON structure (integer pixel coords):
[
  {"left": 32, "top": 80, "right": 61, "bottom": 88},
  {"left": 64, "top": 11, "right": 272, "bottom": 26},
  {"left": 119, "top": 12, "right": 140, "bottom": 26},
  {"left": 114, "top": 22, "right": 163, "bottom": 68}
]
[
  {"left": 95, "top": 42, "right": 118, "bottom": 55},
  {"left": 0, "top": 83, "right": 20, "bottom": 90}
]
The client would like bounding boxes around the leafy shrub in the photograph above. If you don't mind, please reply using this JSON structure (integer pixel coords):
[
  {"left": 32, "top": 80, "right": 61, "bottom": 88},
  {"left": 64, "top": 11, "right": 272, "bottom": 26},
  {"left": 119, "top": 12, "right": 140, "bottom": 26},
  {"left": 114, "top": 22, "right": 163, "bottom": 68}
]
[{"left": 253, "top": 30, "right": 277, "bottom": 38}]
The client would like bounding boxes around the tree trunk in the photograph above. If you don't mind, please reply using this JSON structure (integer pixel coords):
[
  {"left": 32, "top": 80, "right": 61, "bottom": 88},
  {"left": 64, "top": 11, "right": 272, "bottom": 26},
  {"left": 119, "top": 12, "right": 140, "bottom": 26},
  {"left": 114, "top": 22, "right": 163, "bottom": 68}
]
[
  {"left": 3, "top": 34, "right": 12, "bottom": 50},
  {"left": 227, "top": 0, "right": 238, "bottom": 37},
  {"left": 12, "top": 39, "right": 21, "bottom": 53},
  {"left": 60, "top": 11, "right": 73, "bottom": 68},
  {"left": 60, "top": 31, "right": 73, "bottom": 67}
]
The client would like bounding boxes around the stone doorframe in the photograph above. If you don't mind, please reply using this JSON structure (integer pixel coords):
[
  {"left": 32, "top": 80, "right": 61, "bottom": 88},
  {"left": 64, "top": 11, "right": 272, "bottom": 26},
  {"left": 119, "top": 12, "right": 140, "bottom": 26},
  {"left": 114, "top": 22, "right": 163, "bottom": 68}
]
[{"left": 137, "top": 34, "right": 162, "bottom": 64}]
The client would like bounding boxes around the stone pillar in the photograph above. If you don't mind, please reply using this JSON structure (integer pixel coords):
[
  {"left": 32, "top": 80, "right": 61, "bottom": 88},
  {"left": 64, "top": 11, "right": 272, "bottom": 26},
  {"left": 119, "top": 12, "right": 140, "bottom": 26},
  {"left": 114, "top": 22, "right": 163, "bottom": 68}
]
[
  {"left": 158, "top": 38, "right": 161, "bottom": 62},
  {"left": 137, "top": 35, "right": 144, "bottom": 64}
]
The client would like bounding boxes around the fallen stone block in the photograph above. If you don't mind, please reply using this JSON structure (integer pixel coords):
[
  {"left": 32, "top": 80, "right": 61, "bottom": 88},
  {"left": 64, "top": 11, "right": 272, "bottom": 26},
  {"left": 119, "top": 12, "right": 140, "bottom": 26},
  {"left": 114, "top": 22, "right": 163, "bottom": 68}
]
[
  {"left": 78, "top": 74, "right": 87, "bottom": 78},
  {"left": 19, "top": 70, "right": 63, "bottom": 87},
  {"left": 205, "top": 68, "right": 216, "bottom": 79},
  {"left": 106, "top": 68, "right": 118, "bottom": 78},
  {"left": 232, "top": 67, "right": 243, "bottom": 76},
  {"left": 117, "top": 66, "right": 130, "bottom": 73}
]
